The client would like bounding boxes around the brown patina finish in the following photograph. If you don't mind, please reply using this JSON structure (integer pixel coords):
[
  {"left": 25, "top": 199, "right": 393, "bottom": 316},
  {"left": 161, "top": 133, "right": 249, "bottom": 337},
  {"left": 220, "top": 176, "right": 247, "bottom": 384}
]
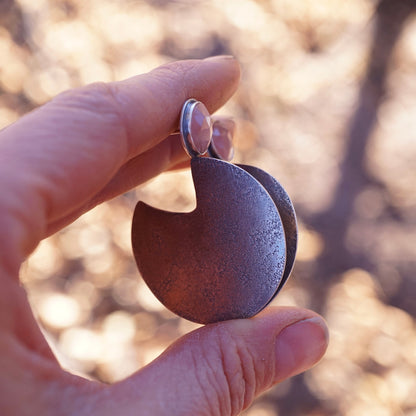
[
  {"left": 238, "top": 164, "right": 298, "bottom": 302},
  {"left": 132, "top": 157, "right": 296, "bottom": 324}
]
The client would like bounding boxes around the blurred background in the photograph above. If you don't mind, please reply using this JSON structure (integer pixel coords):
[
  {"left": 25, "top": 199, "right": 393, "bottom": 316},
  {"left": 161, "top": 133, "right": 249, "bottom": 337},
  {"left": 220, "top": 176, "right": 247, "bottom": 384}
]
[{"left": 2, "top": 0, "right": 416, "bottom": 414}]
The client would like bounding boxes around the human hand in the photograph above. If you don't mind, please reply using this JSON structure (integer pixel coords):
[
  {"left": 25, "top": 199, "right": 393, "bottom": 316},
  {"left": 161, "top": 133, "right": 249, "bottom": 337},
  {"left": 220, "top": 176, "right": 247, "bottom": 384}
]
[{"left": 0, "top": 56, "right": 328, "bottom": 415}]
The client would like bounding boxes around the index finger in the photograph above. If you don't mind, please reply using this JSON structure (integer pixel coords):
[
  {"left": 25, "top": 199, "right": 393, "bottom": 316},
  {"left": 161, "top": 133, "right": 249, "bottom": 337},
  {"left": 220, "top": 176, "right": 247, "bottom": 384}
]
[{"left": 0, "top": 56, "right": 241, "bottom": 272}]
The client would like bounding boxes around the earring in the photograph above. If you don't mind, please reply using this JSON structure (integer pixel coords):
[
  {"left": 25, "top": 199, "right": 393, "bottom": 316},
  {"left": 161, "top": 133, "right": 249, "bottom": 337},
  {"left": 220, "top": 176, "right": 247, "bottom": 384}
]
[{"left": 131, "top": 99, "right": 298, "bottom": 324}]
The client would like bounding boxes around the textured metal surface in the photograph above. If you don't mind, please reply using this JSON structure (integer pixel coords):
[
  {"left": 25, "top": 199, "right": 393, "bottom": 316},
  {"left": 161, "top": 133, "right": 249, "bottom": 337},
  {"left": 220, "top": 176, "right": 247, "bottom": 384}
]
[
  {"left": 238, "top": 164, "right": 298, "bottom": 300},
  {"left": 132, "top": 157, "right": 287, "bottom": 324}
]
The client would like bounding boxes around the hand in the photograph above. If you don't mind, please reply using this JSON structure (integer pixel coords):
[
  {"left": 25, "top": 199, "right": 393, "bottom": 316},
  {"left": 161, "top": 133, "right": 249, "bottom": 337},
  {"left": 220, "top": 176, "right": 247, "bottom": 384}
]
[{"left": 0, "top": 56, "right": 328, "bottom": 415}]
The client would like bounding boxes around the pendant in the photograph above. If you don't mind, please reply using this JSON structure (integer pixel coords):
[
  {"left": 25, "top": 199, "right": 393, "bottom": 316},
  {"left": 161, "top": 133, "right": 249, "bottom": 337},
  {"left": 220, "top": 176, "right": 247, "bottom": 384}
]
[{"left": 132, "top": 99, "right": 297, "bottom": 324}]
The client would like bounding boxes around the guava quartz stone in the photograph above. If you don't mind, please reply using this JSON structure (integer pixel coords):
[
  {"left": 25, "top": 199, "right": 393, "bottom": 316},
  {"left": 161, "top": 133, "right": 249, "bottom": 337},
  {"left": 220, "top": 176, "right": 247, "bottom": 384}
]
[
  {"left": 210, "top": 119, "right": 235, "bottom": 161},
  {"left": 188, "top": 101, "right": 213, "bottom": 155}
]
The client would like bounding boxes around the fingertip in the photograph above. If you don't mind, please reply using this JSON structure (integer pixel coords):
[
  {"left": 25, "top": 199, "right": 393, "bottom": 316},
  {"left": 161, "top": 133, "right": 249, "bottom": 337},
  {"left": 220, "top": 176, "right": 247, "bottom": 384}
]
[
  {"left": 274, "top": 315, "right": 329, "bottom": 381},
  {"left": 202, "top": 55, "right": 241, "bottom": 75},
  {"left": 200, "top": 56, "right": 241, "bottom": 112},
  {"left": 204, "top": 55, "right": 237, "bottom": 61},
  {"left": 178, "top": 56, "right": 241, "bottom": 114},
  {"left": 203, "top": 55, "right": 241, "bottom": 78},
  {"left": 217, "top": 306, "right": 328, "bottom": 383}
]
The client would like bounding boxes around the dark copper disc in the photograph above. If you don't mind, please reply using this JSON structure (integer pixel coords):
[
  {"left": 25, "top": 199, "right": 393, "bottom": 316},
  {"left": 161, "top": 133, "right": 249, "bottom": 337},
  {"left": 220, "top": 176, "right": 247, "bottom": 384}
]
[
  {"left": 131, "top": 157, "right": 287, "bottom": 324},
  {"left": 238, "top": 164, "right": 298, "bottom": 299}
]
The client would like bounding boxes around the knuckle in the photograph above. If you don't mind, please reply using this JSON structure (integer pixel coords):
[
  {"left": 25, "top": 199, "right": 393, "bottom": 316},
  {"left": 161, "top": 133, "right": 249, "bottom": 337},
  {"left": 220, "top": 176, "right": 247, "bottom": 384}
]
[
  {"left": 51, "top": 81, "right": 129, "bottom": 152},
  {"left": 217, "top": 328, "right": 258, "bottom": 414},
  {"left": 152, "top": 61, "right": 193, "bottom": 82},
  {"left": 150, "top": 60, "right": 200, "bottom": 99},
  {"left": 53, "top": 82, "right": 127, "bottom": 132},
  {"left": 195, "top": 328, "right": 258, "bottom": 415}
]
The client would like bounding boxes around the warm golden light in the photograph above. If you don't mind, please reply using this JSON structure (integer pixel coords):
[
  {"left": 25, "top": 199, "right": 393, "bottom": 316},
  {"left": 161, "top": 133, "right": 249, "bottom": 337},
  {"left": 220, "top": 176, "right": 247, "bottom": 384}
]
[{"left": 6, "top": 0, "right": 416, "bottom": 414}]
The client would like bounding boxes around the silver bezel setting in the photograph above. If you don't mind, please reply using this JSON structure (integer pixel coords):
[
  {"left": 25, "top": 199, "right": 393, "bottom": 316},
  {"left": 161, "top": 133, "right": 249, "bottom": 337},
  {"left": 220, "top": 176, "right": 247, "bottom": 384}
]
[{"left": 180, "top": 98, "right": 212, "bottom": 158}]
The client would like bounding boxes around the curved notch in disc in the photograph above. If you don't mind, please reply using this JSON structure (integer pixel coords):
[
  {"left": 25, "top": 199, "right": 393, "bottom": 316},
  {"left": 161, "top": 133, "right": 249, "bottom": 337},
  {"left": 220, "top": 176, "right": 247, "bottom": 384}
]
[{"left": 132, "top": 157, "right": 286, "bottom": 324}]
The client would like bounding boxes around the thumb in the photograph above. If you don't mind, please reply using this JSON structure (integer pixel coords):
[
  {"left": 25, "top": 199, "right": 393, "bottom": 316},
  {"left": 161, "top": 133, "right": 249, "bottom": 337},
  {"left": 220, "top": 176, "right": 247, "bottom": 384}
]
[{"left": 99, "top": 307, "right": 328, "bottom": 416}]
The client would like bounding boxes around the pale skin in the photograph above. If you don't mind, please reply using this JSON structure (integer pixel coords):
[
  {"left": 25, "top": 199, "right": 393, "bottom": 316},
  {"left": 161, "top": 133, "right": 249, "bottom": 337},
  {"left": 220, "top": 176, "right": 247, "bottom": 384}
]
[{"left": 0, "top": 56, "right": 329, "bottom": 415}]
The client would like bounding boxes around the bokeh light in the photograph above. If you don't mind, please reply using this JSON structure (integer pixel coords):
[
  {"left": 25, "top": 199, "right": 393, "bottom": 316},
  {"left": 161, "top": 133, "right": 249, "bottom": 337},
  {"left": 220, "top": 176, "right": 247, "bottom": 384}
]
[{"left": 3, "top": 0, "right": 415, "bottom": 414}]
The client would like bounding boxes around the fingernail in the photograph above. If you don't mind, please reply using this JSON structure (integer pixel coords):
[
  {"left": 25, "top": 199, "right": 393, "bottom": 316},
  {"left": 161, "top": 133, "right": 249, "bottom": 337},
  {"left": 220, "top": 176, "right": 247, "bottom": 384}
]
[
  {"left": 204, "top": 55, "right": 236, "bottom": 62},
  {"left": 209, "top": 119, "right": 235, "bottom": 161},
  {"left": 275, "top": 317, "right": 329, "bottom": 380}
]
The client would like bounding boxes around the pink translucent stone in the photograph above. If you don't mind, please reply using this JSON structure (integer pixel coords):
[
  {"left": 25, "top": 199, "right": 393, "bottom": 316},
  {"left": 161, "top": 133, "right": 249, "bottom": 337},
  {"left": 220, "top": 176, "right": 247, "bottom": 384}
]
[
  {"left": 189, "top": 102, "right": 212, "bottom": 155},
  {"left": 211, "top": 119, "right": 235, "bottom": 161}
]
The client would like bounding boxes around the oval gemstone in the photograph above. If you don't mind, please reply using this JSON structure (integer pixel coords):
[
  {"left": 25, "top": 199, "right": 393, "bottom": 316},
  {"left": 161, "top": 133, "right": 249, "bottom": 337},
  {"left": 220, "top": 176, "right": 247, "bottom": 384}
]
[
  {"left": 211, "top": 119, "right": 235, "bottom": 161},
  {"left": 189, "top": 102, "right": 212, "bottom": 155}
]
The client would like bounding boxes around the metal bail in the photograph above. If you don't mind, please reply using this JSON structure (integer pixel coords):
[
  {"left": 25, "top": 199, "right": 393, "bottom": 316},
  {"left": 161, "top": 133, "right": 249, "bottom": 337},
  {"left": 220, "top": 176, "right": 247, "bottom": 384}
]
[{"left": 180, "top": 99, "right": 213, "bottom": 158}]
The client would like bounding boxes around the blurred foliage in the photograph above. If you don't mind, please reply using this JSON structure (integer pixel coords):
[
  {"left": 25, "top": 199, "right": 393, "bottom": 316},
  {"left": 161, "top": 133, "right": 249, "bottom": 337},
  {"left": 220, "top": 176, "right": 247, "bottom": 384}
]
[{"left": 2, "top": 0, "right": 416, "bottom": 414}]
